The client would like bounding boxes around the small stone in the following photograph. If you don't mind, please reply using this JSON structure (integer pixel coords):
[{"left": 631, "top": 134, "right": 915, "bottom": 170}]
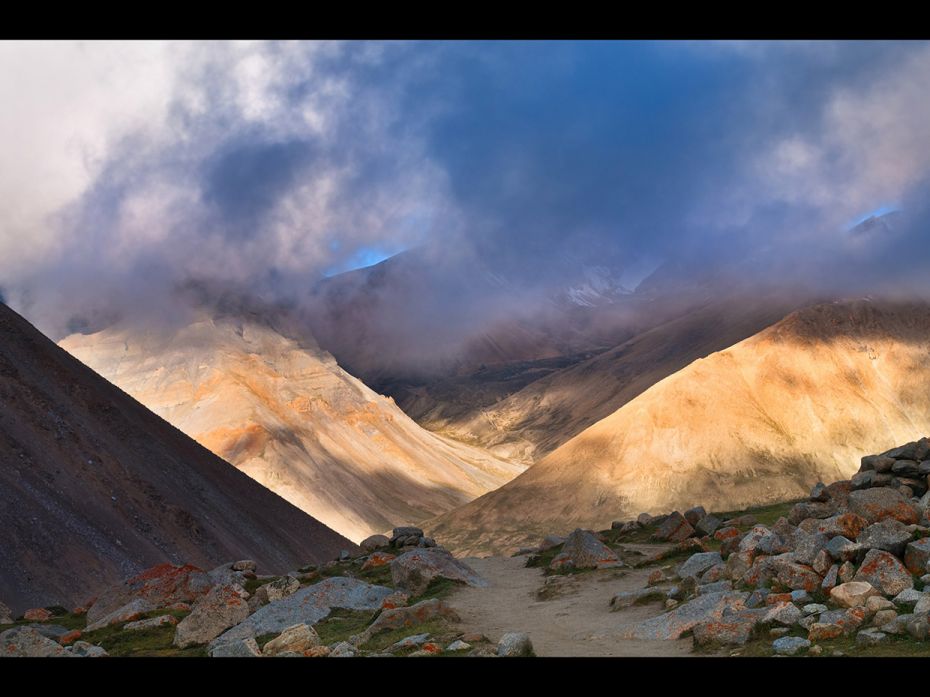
[
  {"left": 904, "top": 538, "right": 930, "bottom": 575},
  {"left": 684, "top": 506, "right": 707, "bottom": 527},
  {"left": 856, "top": 628, "right": 888, "bottom": 647},
  {"left": 497, "top": 632, "right": 534, "bottom": 657},
  {"left": 360, "top": 534, "right": 390, "bottom": 552},
  {"left": 446, "top": 640, "right": 471, "bottom": 651},
  {"left": 808, "top": 644, "right": 822, "bottom": 655},
  {"left": 68, "top": 641, "right": 108, "bottom": 657},
  {"left": 209, "top": 638, "right": 261, "bottom": 657},
  {"left": 892, "top": 588, "right": 922, "bottom": 609},
  {"left": 865, "top": 595, "right": 895, "bottom": 613},
  {"left": 695, "top": 515, "right": 722, "bottom": 537},
  {"left": 838, "top": 561, "right": 856, "bottom": 584},
  {"left": 677, "top": 552, "right": 723, "bottom": 580},
  {"left": 262, "top": 623, "right": 321, "bottom": 656},
  {"left": 830, "top": 582, "right": 880, "bottom": 608},
  {"left": 802, "top": 603, "right": 828, "bottom": 615},
  {"left": 23, "top": 608, "right": 52, "bottom": 622},
  {"left": 231, "top": 560, "right": 257, "bottom": 572},
  {"left": 769, "top": 627, "right": 790, "bottom": 637},
  {"left": 653, "top": 512, "right": 695, "bottom": 543},
  {"left": 772, "top": 636, "right": 811, "bottom": 656},
  {"left": 329, "top": 641, "right": 358, "bottom": 657},
  {"left": 872, "top": 609, "right": 898, "bottom": 627}
]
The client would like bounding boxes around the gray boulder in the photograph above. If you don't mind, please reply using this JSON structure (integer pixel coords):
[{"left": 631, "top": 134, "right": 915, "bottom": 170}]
[
  {"left": 210, "top": 577, "right": 392, "bottom": 648},
  {"left": 68, "top": 641, "right": 108, "bottom": 657},
  {"left": 853, "top": 549, "right": 914, "bottom": 596},
  {"left": 904, "top": 538, "right": 930, "bottom": 574},
  {"left": 848, "top": 488, "right": 920, "bottom": 525},
  {"left": 857, "top": 519, "right": 913, "bottom": 557},
  {"left": 677, "top": 552, "right": 723, "bottom": 581},
  {"left": 360, "top": 534, "right": 390, "bottom": 552},
  {"left": 391, "top": 548, "right": 488, "bottom": 596},
  {"left": 497, "top": 632, "right": 534, "bottom": 657},
  {"left": 255, "top": 576, "right": 301, "bottom": 604},
  {"left": 856, "top": 629, "right": 888, "bottom": 647},
  {"left": 695, "top": 515, "right": 723, "bottom": 537},
  {"left": 174, "top": 584, "right": 250, "bottom": 648},
  {"left": 652, "top": 512, "right": 694, "bottom": 542},
  {"left": 772, "top": 636, "right": 811, "bottom": 656},
  {"left": 210, "top": 637, "right": 261, "bottom": 657},
  {"left": 619, "top": 591, "right": 748, "bottom": 640},
  {"left": 556, "top": 529, "right": 623, "bottom": 569},
  {"left": 262, "top": 623, "right": 321, "bottom": 656},
  {"left": 0, "top": 627, "right": 71, "bottom": 657}
]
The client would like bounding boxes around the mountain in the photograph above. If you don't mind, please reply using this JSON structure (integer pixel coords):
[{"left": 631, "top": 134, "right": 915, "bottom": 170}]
[
  {"left": 0, "top": 302, "right": 352, "bottom": 615},
  {"left": 417, "top": 293, "right": 808, "bottom": 463},
  {"left": 60, "top": 308, "right": 525, "bottom": 543},
  {"left": 425, "top": 299, "right": 930, "bottom": 555}
]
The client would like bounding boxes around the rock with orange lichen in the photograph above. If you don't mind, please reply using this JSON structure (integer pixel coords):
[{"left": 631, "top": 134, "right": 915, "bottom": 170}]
[
  {"left": 23, "top": 608, "right": 52, "bottom": 622},
  {"left": 362, "top": 552, "right": 396, "bottom": 571},
  {"left": 363, "top": 598, "right": 460, "bottom": 640},
  {"left": 211, "top": 577, "right": 392, "bottom": 649},
  {"left": 853, "top": 549, "right": 914, "bottom": 596},
  {"left": 86, "top": 563, "right": 214, "bottom": 628},
  {"left": 59, "top": 630, "right": 82, "bottom": 646},
  {"left": 692, "top": 609, "right": 764, "bottom": 646},
  {"left": 848, "top": 489, "right": 920, "bottom": 525},
  {"left": 1, "top": 627, "right": 71, "bottom": 657},
  {"left": 174, "top": 584, "right": 250, "bottom": 648},
  {"left": 619, "top": 591, "right": 749, "bottom": 641}
]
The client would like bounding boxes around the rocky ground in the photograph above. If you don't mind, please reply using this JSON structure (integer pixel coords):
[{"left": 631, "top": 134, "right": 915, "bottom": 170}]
[{"left": 4, "top": 437, "right": 930, "bottom": 658}]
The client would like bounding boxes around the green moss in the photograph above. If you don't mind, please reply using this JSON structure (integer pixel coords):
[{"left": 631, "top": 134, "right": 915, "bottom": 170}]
[
  {"left": 526, "top": 545, "right": 563, "bottom": 570},
  {"left": 716, "top": 500, "right": 802, "bottom": 528},
  {"left": 10, "top": 612, "right": 87, "bottom": 631},
  {"left": 356, "top": 563, "right": 393, "bottom": 587},
  {"left": 313, "top": 609, "right": 376, "bottom": 646},
  {"left": 243, "top": 576, "right": 279, "bottom": 595},
  {"left": 413, "top": 577, "right": 466, "bottom": 602},
  {"left": 360, "top": 619, "right": 453, "bottom": 652},
  {"left": 733, "top": 631, "right": 930, "bottom": 658}
]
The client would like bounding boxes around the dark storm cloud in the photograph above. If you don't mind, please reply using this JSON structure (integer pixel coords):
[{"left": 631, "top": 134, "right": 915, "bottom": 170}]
[{"left": 7, "top": 40, "right": 930, "bottom": 341}]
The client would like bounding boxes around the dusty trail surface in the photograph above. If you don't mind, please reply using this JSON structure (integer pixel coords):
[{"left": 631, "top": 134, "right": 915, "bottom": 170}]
[{"left": 448, "top": 554, "right": 697, "bottom": 657}]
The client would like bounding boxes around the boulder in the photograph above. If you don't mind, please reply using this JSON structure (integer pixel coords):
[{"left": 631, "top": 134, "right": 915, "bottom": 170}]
[
  {"left": 861, "top": 454, "right": 896, "bottom": 473},
  {"left": 677, "top": 552, "right": 723, "bottom": 581},
  {"left": 210, "top": 637, "right": 261, "bottom": 657},
  {"left": 723, "top": 514, "right": 757, "bottom": 527},
  {"left": 772, "top": 636, "right": 811, "bottom": 655},
  {"left": 810, "top": 482, "right": 830, "bottom": 502},
  {"left": 497, "top": 632, "right": 534, "bottom": 657},
  {"left": 362, "top": 598, "right": 459, "bottom": 639},
  {"left": 68, "top": 641, "right": 108, "bottom": 657},
  {"left": 362, "top": 552, "right": 396, "bottom": 571},
  {"left": 774, "top": 562, "right": 822, "bottom": 592},
  {"left": 23, "top": 608, "right": 52, "bottom": 622},
  {"left": 262, "top": 624, "right": 321, "bottom": 656},
  {"left": 695, "top": 515, "right": 723, "bottom": 537},
  {"left": 692, "top": 609, "right": 763, "bottom": 647},
  {"left": 653, "top": 512, "right": 694, "bottom": 542},
  {"left": 555, "top": 529, "right": 623, "bottom": 569},
  {"left": 762, "top": 602, "right": 803, "bottom": 627},
  {"left": 853, "top": 549, "right": 914, "bottom": 596},
  {"left": 391, "top": 549, "right": 488, "bottom": 596},
  {"left": 611, "top": 588, "right": 666, "bottom": 610},
  {"left": 829, "top": 582, "right": 880, "bottom": 608},
  {"left": 738, "top": 526, "right": 772, "bottom": 555},
  {"left": 85, "top": 597, "right": 156, "bottom": 632},
  {"left": 850, "top": 470, "right": 875, "bottom": 490},
  {"left": 390, "top": 527, "right": 424, "bottom": 547},
  {"left": 824, "top": 536, "right": 863, "bottom": 563},
  {"left": 792, "top": 532, "right": 829, "bottom": 566},
  {"left": 904, "top": 538, "right": 930, "bottom": 575},
  {"left": 848, "top": 488, "right": 920, "bottom": 525},
  {"left": 684, "top": 506, "right": 707, "bottom": 527},
  {"left": 0, "top": 627, "right": 71, "bottom": 657},
  {"left": 254, "top": 575, "right": 301, "bottom": 605},
  {"left": 329, "top": 641, "right": 358, "bottom": 657},
  {"left": 891, "top": 588, "right": 923, "bottom": 609},
  {"left": 838, "top": 561, "right": 856, "bottom": 584},
  {"left": 857, "top": 519, "right": 913, "bottom": 557},
  {"left": 211, "top": 577, "right": 393, "bottom": 648},
  {"left": 821, "top": 564, "right": 839, "bottom": 592},
  {"left": 360, "top": 534, "right": 390, "bottom": 552},
  {"left": 86, "top": 563, "right": 214, "bottom": 627},
  {"left": 788, "top": 502, "right": 834, "bottom": 525},
  {"left": 174, "top": 584, "right": 250, "bottom": 648},
  {"left": 446, "top": 640, "right": 471, "bottom": 652},
  {"left": 619, "top": 591, "right": 749, "bottom": 641},
  {"left": 856, "top": 629, "right": 888, "bottom": 647},
  {"left": 799, "top": 513, "right": 868, "bottom": 540},
  {"left": 124, "top": 615, "right": 178, "bottom": 631}
]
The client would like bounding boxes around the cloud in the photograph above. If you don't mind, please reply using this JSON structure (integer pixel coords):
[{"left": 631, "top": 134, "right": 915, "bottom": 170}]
[{"left": 4, "top": 40, "right": 930, "bottom": 341}]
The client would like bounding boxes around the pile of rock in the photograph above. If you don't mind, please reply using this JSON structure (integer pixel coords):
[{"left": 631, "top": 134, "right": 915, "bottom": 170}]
[
  {"left": 0, "top": 528, "right": 510, "bottom": 659},
  {"left": 360, "top": 526, "right": 438, "bottom": 553},
  {"left": 615, "top": 437, "right": 930, "bottom": 654}
]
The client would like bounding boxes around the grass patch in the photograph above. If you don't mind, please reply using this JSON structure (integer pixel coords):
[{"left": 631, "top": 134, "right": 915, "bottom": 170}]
[
  {"left": 356, "top": 563, "right": 393, "bottom": 587},
  {"left": 10, "top": 612, "right": 87, "bottom": 631},
  {"left": 716, "top": 500, "right": 802, "bottom": 528},
  {"left": 360, "top": 618, "right": 454, "bottom": 653},
  {"left": 633, "top": 591, "right": 668, "bottom": 606},
  {"left": 526, "top": 545, "right": 563, "bottom": 570},
  {"left": 733, "top": 630, "right": 930, "bottom": 658},
  {"left": 81, "top": 612, "right": 202, "bottom": 658},
  {"left": 413, "top": 577, "right": 465, "bottom": 602},
  {"left": 244, "top": 576, "right": 279, "bottom": 595},
  {"left": 313, "top": 609, "right": 376, "bottom": 646}
]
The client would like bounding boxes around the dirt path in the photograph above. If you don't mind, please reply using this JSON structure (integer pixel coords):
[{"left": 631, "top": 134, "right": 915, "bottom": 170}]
[{"left": 448, "top": 554, "right": 696, "bottom": 657}]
